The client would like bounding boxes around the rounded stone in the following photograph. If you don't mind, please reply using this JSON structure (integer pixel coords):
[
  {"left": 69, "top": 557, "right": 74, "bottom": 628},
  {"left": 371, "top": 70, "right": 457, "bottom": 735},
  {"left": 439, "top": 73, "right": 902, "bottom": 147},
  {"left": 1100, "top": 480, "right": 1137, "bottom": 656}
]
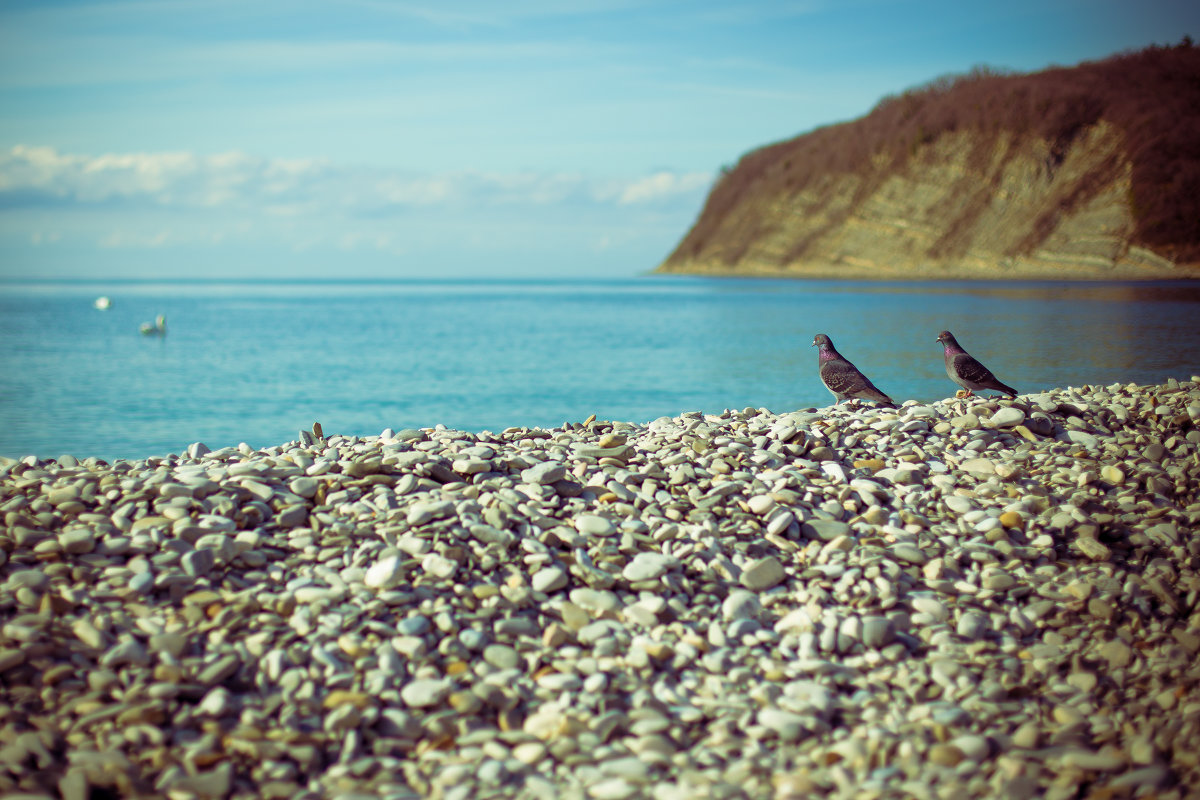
[
  {"left": 532, "top": 564, "right": 569, "bottom": 593},
  {"left": 364, "top": 555, "right": 406, "bottom": 589},
  {"left": 860, "top": 616, "right": 896, "bottom": 649},
  {"left": 740, "top": 557, "right": 785, "bottom": 591},
  {"left": 575, "top": 515, "right": 616, "bottom": 537},
  {"left": 400, "top": 679, "right": 450, "bottom": 708},
  {"left": 483, "top": 644, "right": 520, "bottom": 670},
  {"left": 59, "top": 528, "right": 96, "bottom": 554},
  {"left": 929, "top": 743, "right": 965, "bottom": 767},
  {"left": 621, "top": 553, "right": 674, "bottom": 582}
]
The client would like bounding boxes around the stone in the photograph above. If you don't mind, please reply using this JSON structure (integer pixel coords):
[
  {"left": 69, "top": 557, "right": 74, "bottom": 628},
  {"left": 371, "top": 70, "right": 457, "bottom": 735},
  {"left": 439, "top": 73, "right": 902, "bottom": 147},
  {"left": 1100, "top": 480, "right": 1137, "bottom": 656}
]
[
  {"left": 999, "top": 511, "right": 1023, "bottom": 529},
  {"left": 59, "top": 528, "right": 96, "bottom": 554},
  {"left": 891, "top": 543, "right": 928, "bottom": 565},
  {"left": 740, "top": 556, "right": 785, "bottom": 591},
  {"left": 983, "top": 573, "right": 1016, "bottom": 591},
  {"left": 575, "top": 514, "right": 617, "bottom": 537},
  {"left": 365, "top": 555, "right": 406, "bottom": 589},
  {"left": 1099, "top": 639, "right": 1132, "bottom": 669},
  {"left": 197, "top": 686, "right": 234, "bottom": 716},
  {"left": 860, "top": 616, "right": 895, "bottom": 649},
  {"left": 182, "top": 548, "right": 216, "bottom": 578},
  {"left": 407, "top": 500, "right": 454, "bottom": 526},
  {"left": 722, "top": 590, "right": 762, "bottom": 622},
  {"left": 421, "top": 553, "right": 459, "bottom": 580},
  {"left": 197, "top": 654, "right": 239, "bottom": 685},
  {"left": 757, "top": 708, "right": 809, "bottom": 742},
  {"left": 1076, "top": 535, "right": 1111, "bottom": 561},
  {"left": 522, "top": 461, "right": 567, "bottom": 485},
  {"left": 622, "top": 552, "right": 675, "bottom": 582},
  {"left": 929, "top": 743, "right": 965, "bottom": 767},
  {"left": 400, "top": 679, "right": 450, "bottom": 708},
  {"left": 950, "top": 414, "right": 980, "bottom": 430},
  {"left": 960, "top": 458, "right": 996, "bottom": 476},
  {"left": 483, "top": 644, "right": 520, "bottom": 670},
  {"left": 956, "top": 611, "right": 988, "bottom": 640},
  {"left": 1101, "top": 465, "right": 1125, "bottom": 485},
  {"left": 532, "top": 564, "right": 569, "bottom": 593},
  {"left": 801, "top": 519, "right": 849, "bottom": 542},
  {"left": 984, "top": 407, "right": 1025, "bottom": 428},
  {"left": 1065, "top": 430, "right": 1099, "bottom": 449}
]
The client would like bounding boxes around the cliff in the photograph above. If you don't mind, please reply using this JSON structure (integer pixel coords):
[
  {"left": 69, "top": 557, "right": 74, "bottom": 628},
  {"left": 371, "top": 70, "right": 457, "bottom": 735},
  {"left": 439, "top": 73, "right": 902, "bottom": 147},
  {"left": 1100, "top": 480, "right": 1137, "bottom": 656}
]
[{"left": 656, "top": 42, "right": 1200, "bottom": 280}]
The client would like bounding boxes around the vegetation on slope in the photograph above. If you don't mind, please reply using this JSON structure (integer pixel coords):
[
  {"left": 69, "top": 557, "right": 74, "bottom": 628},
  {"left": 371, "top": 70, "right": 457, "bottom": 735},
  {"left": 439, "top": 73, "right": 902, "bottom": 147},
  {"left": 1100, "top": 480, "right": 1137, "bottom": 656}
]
[{"left": 671, "top": 40, "right": 1200, "bottom": 268}]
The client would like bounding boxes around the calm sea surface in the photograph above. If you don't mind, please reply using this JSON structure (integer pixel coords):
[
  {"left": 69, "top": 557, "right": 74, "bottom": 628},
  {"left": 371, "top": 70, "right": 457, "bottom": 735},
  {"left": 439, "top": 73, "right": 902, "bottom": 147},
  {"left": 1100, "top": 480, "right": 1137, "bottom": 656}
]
[{"left": 2, "top": 277, "right": 1199, "bottom": 462}]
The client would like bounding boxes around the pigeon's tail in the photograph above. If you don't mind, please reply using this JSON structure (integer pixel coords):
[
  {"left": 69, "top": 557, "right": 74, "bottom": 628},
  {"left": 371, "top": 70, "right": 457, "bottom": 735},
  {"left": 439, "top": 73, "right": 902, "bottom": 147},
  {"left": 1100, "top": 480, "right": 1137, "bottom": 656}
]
[
  {"left": 863, "top": 387, "right": 896, "bottom": 407},
  {"left": 995, "top": 382, "right": 1018, "bottom": 398}
]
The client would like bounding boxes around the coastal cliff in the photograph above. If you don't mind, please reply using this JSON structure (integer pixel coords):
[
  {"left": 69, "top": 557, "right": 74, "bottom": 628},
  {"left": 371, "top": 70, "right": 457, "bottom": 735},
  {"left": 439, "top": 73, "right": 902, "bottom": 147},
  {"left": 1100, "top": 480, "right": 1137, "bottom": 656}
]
[{"left": 657, "top": 43, "right": 1200, "bottom": 280}]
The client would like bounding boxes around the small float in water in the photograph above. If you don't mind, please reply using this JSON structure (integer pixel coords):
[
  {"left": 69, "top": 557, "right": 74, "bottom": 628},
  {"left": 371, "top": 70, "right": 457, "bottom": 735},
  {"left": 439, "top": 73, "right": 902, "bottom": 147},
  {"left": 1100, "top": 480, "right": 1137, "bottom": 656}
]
[
  {"left": 139, "top": 314, "right": 167, "bottom": 336},
  {"left": 93, "top": 296, "right": 111, "bottom": 310}
]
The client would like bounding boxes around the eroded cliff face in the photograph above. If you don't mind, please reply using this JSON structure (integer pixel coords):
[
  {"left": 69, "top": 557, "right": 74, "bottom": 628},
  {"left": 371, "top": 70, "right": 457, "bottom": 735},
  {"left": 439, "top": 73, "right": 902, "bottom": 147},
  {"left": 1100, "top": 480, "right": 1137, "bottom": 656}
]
[{"left": 657, "top": 122, "right": 1194, "bottom": 279}]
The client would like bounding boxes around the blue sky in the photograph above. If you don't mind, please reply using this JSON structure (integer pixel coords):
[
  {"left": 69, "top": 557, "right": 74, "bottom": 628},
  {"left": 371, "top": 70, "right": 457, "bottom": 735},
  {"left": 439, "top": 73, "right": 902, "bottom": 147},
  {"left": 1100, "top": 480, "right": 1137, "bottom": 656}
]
[{"left": 2, "top": 0, "right": 1197, "bottom": 279}]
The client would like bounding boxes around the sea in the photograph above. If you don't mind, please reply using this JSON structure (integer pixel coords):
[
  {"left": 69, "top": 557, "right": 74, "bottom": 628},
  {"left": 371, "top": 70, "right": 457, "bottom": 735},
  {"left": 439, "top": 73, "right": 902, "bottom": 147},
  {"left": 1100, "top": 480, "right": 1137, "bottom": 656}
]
[{"left": 2, "top": 277, "right": 1199, "bottom": 462}]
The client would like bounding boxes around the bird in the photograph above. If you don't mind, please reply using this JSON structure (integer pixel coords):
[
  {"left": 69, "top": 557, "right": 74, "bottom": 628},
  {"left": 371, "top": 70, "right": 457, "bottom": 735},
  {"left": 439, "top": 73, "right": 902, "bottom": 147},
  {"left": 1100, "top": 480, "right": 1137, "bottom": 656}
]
[
  {"left": 936, "top": 330, "right": 1017, "bottom": 398},
  {"left": 812, "top": 333, "right": 895, "bottom": 406},
  {"left": 139, "top": 314, "right": 167, "bottom": 336}
]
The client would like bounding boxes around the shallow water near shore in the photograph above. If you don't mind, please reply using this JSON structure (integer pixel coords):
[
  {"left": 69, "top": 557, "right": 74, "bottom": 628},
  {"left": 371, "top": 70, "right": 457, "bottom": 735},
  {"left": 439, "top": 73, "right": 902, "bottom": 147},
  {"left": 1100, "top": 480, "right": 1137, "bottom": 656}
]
[{"left": 2, "top": 276, "right": 1199, "bottom": 461}]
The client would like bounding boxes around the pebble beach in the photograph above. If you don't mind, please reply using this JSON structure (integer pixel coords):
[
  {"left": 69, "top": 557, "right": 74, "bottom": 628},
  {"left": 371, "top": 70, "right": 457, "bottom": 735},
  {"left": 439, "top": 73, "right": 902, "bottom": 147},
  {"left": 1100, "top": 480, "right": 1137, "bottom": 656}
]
[{"left": 2, "top": 379, "right": 1199, "bottom": 800}]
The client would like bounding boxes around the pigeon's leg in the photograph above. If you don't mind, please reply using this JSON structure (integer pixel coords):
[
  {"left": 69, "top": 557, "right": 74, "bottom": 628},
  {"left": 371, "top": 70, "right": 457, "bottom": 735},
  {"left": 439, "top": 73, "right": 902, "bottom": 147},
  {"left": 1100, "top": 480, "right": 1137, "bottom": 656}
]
[{"left": 965, "top": 390, "right": 975, "bottom": 397}]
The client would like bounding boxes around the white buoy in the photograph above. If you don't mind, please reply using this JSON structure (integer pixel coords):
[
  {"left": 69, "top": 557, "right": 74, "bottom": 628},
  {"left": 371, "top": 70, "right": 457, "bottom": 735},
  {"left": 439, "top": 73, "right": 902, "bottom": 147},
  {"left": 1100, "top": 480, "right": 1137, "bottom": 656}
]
[{"left": 94, "top": 296, "right": 111, "bottom": 310}]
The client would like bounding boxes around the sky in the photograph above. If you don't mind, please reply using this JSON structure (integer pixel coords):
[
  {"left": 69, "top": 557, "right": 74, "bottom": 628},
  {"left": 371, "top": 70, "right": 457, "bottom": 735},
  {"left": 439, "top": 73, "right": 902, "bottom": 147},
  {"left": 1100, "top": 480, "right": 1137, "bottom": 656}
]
[{"left": 1, "top": 0, "right": 1198, "bottom": 280}]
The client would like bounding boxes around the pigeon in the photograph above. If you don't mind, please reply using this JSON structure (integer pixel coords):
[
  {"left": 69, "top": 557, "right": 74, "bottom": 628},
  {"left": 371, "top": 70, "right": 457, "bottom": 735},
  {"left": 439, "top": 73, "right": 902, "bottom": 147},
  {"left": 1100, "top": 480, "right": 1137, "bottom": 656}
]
[
  {"left": 936, "top": 330, "right": 1017, "bottom": 398},
  {"left": 812, "top": 333, "right": 895, "bottom": 406}
]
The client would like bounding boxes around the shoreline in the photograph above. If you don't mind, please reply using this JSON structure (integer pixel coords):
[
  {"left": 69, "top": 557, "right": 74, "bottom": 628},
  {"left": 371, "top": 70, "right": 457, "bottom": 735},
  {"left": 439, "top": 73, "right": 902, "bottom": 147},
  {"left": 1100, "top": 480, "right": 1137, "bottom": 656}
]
[
  {"left": 652, "top": 260, "right": 1200, "bottom": 282},
  {"left": 2, "top": 380, "right": 1199, "bottom": 798}
]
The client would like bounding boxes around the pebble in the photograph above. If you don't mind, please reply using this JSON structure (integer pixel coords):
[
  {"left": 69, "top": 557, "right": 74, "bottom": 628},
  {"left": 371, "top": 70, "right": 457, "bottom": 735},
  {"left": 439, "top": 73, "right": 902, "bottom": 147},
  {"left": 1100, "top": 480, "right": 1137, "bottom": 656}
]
[
  {"left": 802, "top": 519, "right": 849, "bottom": 541},
  {"left": 929, "top": 743, "right": 965, "bottom": 766},
  {"left": 1, "top": 378, "right": 1198, "bottom": 800},
  {"left": 892, "top": 543, "right": 928, "bottom": 565},
  {"left": 575, "top": 514, "right": 616, "bottom": 537},
  {"left": 532, "top": 564, "right": 569, "bottom": 593},
  {"left": 622, "top": 552, "right": 675, "bottom": 582},
  {"left": 364, "top": 554, "right": 406, "bottom": 589},
  {"left": 740, "top": 556, "right": 785, "bottom": 591},
  {"left": 1100, "top": 639, "right": 1133, "bottom": 669},
  {"left": 400, "top": 679, "right": 449, "bottom": 708},
  {"left": 983, "top": 406, "right": 1023, "bottom": 428},
  {"left": 956, "top": 611, "right": 989, "bottom": 640}
]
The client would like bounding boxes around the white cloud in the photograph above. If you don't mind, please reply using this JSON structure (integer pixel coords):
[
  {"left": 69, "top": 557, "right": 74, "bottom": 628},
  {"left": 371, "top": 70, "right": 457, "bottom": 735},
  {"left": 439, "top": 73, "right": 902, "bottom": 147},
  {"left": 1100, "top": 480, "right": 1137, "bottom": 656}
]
[
  {"left": 616, "top": 171, "right": 713, "bottom": 205},
  {"left": 0, "top": 145, "right": 712, "bottom": 216},
  {"left": 0, "top": 145, "right": 713, "bottom": 278}
]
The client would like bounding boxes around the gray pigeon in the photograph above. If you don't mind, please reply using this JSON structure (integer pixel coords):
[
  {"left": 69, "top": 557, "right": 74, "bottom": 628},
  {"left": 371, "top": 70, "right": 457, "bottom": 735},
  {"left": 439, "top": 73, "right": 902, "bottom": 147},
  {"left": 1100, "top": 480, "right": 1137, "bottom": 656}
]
[
  {"left": 812, "top": 333, "right": 895, "bottom": 406},
  {"left": 936, "top": 330, "right": 1017, "bottom": 398}
]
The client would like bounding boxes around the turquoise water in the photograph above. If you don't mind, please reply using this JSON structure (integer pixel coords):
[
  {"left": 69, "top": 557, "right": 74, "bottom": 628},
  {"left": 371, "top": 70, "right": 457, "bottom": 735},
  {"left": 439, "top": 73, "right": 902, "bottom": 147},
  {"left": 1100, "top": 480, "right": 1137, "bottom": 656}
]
[{"left": 2, "top": 277, "right": 1199, "bottom": 461}]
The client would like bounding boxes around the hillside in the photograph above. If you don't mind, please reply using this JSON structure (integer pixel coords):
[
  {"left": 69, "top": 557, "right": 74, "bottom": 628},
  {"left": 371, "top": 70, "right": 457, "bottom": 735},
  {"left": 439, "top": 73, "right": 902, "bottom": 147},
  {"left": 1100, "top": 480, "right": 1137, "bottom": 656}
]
[{"left": 656, "top": 41, "right": 1200, "bottom": 279}]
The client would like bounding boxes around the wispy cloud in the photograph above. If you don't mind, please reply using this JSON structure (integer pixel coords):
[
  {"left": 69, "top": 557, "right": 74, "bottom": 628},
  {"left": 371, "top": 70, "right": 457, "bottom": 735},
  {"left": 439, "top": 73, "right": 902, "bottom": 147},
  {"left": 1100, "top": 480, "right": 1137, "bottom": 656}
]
[
  {"left": 614, "top": 171, "right": 714, "bottom": 204},
  {"left": 0, "top": 145, "right": 712, "bottom": 274},
  {"left": 0, "top": 145, "right": 712, "bottom": 215}
]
